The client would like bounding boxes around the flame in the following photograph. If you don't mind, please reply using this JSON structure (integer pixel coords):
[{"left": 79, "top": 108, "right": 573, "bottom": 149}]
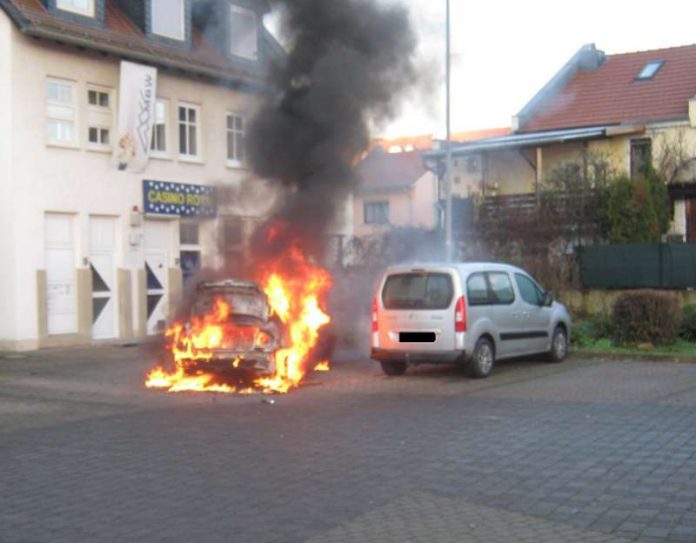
[{"left": 145, "top": 244, "right": 332, "bottom": 394}]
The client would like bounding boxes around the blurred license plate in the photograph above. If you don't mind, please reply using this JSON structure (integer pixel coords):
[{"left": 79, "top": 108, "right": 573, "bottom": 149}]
[{"left": 399, "top": 332, "right": 436, "bottom": 343}]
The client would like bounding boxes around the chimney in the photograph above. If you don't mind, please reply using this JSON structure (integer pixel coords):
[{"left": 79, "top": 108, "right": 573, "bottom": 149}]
[
  {"left": 577, "top": 43, "right": 605, "bottom": 72},
  {"left": 690, "top": 96, "right": 696, "bottom": 128}
]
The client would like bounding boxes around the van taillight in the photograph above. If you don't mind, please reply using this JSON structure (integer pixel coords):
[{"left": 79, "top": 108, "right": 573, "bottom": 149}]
[
  {"left": 455, "top": 296, "right": 467, "bottom": 332},
  {"left": 372, "top": 297, "right": 379, "bottom": 332}
]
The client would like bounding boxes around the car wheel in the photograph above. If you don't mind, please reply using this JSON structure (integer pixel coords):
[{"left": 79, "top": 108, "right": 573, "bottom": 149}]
[
  {"left": 380, "top": 360, "right": 407, "bottom": 376},
  {"left": 547, "top": 326, "right": 568, "bottom": 363},
  {"left": 469, "top": 337, "right": 495, "bottom": 378}
]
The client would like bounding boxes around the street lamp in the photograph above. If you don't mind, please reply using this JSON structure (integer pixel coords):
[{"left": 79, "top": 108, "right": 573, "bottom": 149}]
[{"left": 444, "top": 0, "right": 453, "bottom": 262}]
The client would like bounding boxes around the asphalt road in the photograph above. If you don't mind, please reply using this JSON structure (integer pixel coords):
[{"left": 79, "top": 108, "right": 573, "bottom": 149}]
[{"left": 2, "top": 345, "right": 696, "bottom": 542}]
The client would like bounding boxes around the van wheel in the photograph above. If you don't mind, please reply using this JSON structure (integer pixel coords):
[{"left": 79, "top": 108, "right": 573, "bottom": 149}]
[
  {"left": 380, "top": 360, "right": 407, "bottom": 376},
  {"left": 469, "top": 337, "right": 495, "bottom": 378},
  {"left": 547, "top": 326, "right": 568, "bottom": 363}
]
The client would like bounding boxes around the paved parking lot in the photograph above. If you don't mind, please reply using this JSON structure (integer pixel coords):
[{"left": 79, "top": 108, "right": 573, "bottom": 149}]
[{"left": 1, "top": 345, "right": 696, "bottom": 542}]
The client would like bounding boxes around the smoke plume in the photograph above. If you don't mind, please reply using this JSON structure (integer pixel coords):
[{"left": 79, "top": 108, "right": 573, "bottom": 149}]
[{"left": 248, "top": 0, "right": 418, "bottom": 259}]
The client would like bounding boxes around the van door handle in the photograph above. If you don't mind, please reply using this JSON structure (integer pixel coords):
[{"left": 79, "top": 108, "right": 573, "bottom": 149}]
[{"left": 521, "top": 311, "right": 530, "bottom": 318}]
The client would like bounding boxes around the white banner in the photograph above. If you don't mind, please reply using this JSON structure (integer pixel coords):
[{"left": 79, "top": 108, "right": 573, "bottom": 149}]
[{"left": 113, "top": 61, "right": 157, "bottom": 173}]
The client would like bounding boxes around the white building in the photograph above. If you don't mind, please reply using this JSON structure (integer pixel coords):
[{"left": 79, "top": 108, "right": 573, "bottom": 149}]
[{"left": 0, "top": 0, "right": 284, "bottom": 350}]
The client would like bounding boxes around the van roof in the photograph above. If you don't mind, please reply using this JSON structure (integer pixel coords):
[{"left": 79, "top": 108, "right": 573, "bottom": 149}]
[{"left": 384, "top": 261, "right": 526, "bottom": 275}]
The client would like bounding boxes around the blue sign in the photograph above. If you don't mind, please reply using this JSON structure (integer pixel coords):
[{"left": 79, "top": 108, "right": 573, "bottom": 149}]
[{"left": 143, "top": 180, "right": 217, "bottom": 217}]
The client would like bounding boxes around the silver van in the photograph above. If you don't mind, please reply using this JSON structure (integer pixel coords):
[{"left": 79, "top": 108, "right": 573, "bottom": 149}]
[{"left": 370, "top": 262, "right": 572, "bottom": 378}]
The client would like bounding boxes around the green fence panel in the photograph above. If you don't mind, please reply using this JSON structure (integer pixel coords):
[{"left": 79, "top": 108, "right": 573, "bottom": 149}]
[{"left": 579, "top": 243, "right": 696, "bottom": 289}]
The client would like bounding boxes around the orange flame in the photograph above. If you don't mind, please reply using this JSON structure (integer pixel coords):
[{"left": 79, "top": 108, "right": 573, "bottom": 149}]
[{"left": 145, "top": 245, "right": 332, "bottom": 394}]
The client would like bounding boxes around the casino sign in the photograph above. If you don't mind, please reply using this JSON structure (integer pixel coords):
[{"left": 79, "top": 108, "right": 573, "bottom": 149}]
[{"left": 143, "top": 180, "right": 217, "bottom": 217}]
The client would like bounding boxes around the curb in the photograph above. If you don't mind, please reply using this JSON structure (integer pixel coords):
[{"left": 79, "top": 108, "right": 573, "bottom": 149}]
[{"left": 570, "top": 349, "right": 696, "bottom": 363}]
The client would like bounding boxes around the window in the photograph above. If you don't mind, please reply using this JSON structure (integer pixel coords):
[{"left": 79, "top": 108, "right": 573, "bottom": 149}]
[
  {"left": 466, "top": 273, "right": 490, "bottom": 305},
  {"left": 630, "top": 139, "right": 652, "bottom": 179},
  {"left": 86, "top": 85, "right": 112, "bottom": 150},
  {"left": 226, "top": 112, "right": 246, "bottom": 165},
  {"left": 229, "top": 4, "right": 258, "bottom": 59},
  {"left": 56, "top": 0, "right": 94, "bottom": 16},
  {"left": 364, "top": 201, "right": 389, "bottom": 225},
  {"left": 223, "top": 217, "right": 245, "bottom": 264},
  {"left": 487, "top": 272, "right": 515, "bottom": 304},
  {"left": 382, "top": 273, "right": 453, "bottom": 310},
  {"left": 515, "top": 273, "right": 544, "bottom": 306},
  {"left": 179, "top": 222, "right": 199, "bottom": 245},
  {"left": 151, "top": 0, "right": 184, "bottom": 40},
  {"left": 178, "top": 103, "right": 200, "bottom": 159},
  {"left": 636, "top": 60, "right": 663, "bottom": 81},
  {"left": 46, "top": 78, "right": 76, "bottom": 145},
  {"left": 151, "top": 98, "right": 168, "bottom": 155}
]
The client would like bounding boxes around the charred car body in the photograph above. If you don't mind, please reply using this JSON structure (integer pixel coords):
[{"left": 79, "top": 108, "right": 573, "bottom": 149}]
[
  {"left": 183, "top": 279, "right": 282, "bottom": 377},
  {"left": 178, "top": 279, "right": 336, "bottom": 379}
]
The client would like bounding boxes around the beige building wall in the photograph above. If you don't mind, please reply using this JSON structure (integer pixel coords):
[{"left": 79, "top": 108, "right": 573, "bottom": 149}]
[
  {"left": 2, "top": 22, "right": 279, "bottom": 350},
  {"left": 354, "top": 173, "right": 437, "bottom": 237}
]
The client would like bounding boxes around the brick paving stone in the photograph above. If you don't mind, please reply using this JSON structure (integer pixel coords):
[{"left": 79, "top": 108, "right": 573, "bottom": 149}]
[{"left": 1, "top": 347, "right": 696, "bottom": 542}]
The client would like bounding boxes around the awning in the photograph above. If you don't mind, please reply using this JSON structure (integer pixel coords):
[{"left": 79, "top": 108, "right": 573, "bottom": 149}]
[{"left": 423, "top": 125, "right": 645, "bottom": 162}]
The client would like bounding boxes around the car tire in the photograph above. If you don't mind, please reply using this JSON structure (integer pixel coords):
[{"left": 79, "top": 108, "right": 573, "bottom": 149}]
[
  {"left": 469, "top": 337, "right": 495, "bottom": 378},
  {"left": 380, "top": 360, "right": 407, "bottom": 376},
  {"left": 547, "top": 326, "right": 568, "bottom": 363}
]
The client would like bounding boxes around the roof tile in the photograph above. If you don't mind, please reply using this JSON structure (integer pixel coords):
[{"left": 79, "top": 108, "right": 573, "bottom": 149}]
[{"left": 521, "top": 44, "right": 696, "bottom": 132}]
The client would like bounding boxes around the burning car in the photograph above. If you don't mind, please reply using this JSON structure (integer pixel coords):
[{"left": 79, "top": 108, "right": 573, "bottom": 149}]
[{"left": 179, "top": 279, "right": 284, "bottom": 378}]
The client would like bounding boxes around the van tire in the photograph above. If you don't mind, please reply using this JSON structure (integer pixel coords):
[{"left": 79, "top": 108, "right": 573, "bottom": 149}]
[
  {"left": 380, "top": 360, "right": 407, "bottom": 376},
  {"left": 546, "top": 326, "right": 568, "bottom": 363},
  {"left": 468, "top": 337, "right": 495, "bottom": 378}
]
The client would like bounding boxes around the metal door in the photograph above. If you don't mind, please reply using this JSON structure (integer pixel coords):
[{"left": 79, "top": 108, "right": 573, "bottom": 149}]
[
  {"left": 513, "top": 273, "right": 552, "bottom": 354},
  {"left": 45, "top": 213, "right": 77, "bottom": 335},
  {"left": 144, "top": 220, "right": 170, "bottom": 335},
  {"left": 90, "top": 216, "right": 116, "bottom": 339}
]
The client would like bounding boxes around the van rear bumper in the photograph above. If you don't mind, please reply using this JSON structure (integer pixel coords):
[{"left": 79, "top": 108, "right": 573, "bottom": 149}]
[{"left": 370, "top": 348, "right": 465, "bottom": 365}]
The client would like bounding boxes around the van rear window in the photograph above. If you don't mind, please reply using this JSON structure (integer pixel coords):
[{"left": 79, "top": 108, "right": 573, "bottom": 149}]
[{"left": 382, "top": 273, "right": 453, "bottom": 310}]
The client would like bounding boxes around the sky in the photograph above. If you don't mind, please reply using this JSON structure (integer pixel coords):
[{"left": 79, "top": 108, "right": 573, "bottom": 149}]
[{"left": 266, "top": 0, "right": 696, "bottom": 139}]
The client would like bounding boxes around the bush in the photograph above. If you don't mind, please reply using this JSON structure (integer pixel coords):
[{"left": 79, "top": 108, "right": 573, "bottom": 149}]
[
  {"left": 572, "top": 314, "right": 614, "bottom": 347},
  {"left": 600, "top": 169, "right": 670, "bottom": 243},
  {"left": 679, "top": 304, "right": 696, "bottom": 342},
  {"left": 612, "top": 290, "right": 681, "bottom": 346}
]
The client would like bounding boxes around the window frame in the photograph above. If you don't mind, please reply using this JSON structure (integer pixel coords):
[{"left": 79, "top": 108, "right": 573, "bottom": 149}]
[
  {"left": 150, "top": 98, "right": 170, "bottom": 158},
  {"left": 229, "top": 4, "right": 258, "bottom": 60},
  {"left": 635, "top": 60, "right": 663, "bottom": 81},
  {"left": 177, "top": 102, "right": 202, "bottom": 162},
  {"left": 150, "top": 0, "right": 185, "bottom": 41},
  {"left": 226, "top": 111, "right": 246, "bottom": 167},
  {"left": 364, "top": 200, "right": 390, "bottom": 225},
  {"left": 485, "top": 271, "right": 516, "bottom": 306},
  {"left": 85, "top": 84, "right": 113, "bottom": 152},
  {"left": 466, "top": 272, "right": 491, "bottom": 306},
  {"left": 514, "top": 273, "right": 545, "bottom": 307},
  {"left": 56, "top": 0, "right": 95, "bottom": 17},
  {"left": 46, "top": 77, "right": 78, "bottom": 148},
  {"left": 630, "top": 138, "right": 652, "bottom": 179}
]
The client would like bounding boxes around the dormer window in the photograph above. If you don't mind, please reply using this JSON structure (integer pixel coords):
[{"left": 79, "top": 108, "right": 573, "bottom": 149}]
[
  {"left": 636, "top": 60, "right": 663, "bottom": 81},
  {"left": 152, "top": 0, "right": 185, "bottom": 41},
  {"left": 229, "top": 4, "right": 257, "bottom": 60},
  {"left": 56, "top": 0, "right": 95, "bottom": 17}
]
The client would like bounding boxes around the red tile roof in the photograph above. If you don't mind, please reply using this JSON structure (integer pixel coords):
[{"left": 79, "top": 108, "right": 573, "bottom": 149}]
[
  {"left": 521, "top": 44, "right": 696, "bottom": 132},
  {"left": 2, "top": 0, "right": 272, "bottom": 87},
  {"left": 356, "top": 148, "right": 426, "bottom": 194},
  {"left": 451, "top": 127, "right": 511, "bottom": 142}
]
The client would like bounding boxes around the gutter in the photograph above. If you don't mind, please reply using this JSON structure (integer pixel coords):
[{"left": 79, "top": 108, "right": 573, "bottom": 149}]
[{"left": 17, "top": 22, "right": 272, "bottom": 95}]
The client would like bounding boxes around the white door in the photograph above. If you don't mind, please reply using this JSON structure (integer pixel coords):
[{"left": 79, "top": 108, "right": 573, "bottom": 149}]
[
  {"left": 45, "top": 213, "right": 77, "bottom": 335},
  {"left": 144, "top": 220, "right": 170, "bottom": 335},
  {"left": 90, "top": 217, "right": 116, "bottom": 339}
]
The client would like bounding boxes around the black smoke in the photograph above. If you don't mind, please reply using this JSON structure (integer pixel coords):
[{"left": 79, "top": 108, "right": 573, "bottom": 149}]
[{"left": 247, "top": 0, "right": 418, "bottom": 260}]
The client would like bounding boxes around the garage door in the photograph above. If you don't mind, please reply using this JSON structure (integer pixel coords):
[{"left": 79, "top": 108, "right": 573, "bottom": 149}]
[
  {"left": 45, "top": 213, "right": 77, "bottom": 335},
  {"left": 144, "top": 220, "right": 170, "bottom": 335},
  {"left": 90, "top": 216, "right": 116, "bottom": 339}
]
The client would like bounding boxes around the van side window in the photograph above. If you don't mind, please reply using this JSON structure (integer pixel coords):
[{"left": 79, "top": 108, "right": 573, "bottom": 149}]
[
  {"left": 466, "top": 273, "right": 490, "bottom": 305},
  {"left": 515, "top": 273, "right": 543, "bottom": 306},
  {"left": 487, "top": 272, "right": 515, "bottom": 304}
]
